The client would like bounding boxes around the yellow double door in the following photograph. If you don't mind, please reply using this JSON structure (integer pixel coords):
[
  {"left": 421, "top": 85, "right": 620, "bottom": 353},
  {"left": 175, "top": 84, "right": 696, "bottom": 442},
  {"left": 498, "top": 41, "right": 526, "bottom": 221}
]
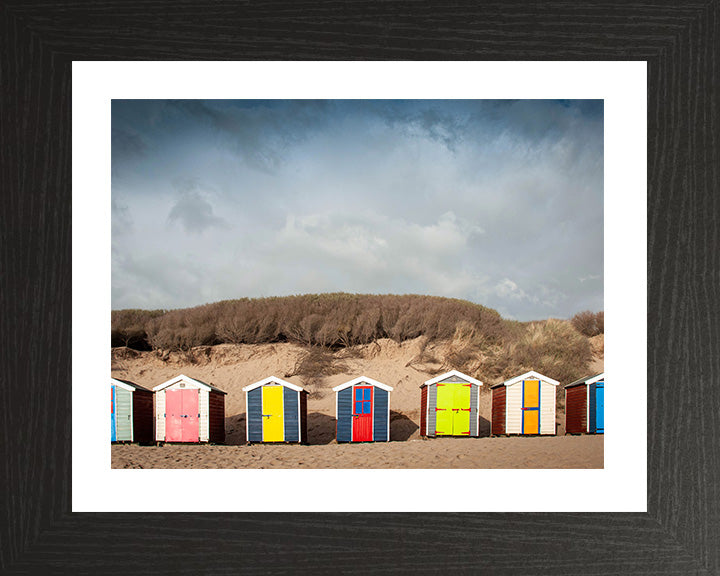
[
  {"left": 435, "top": 384, "right": 472, "bottom": 435},
  {"left": 262, "top": 386, "right": 284, "bottom": 441}
]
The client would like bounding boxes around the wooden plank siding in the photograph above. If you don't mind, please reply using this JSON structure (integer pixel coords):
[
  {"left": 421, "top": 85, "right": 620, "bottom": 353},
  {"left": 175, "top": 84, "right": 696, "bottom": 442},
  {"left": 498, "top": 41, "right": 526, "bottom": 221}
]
[
  {"left": 469, "top": 384, "right": 479, "bottom": 437},
  {"left": 246, "top": 388, "right": 263, "bottom": 442},
  {"left": 420, "top": 386, "right": 427, "bottom": 436},
  {"left": 491, "top": 386, "right": 506, "bottom": 435},
  {"left": 427, "top": 384, "right": 437, "bottom": 437},
  {"left": 336, "top": 387, "right": 352, "bottom": 442},
  {"left": 155, "top": 389, "right": 166, "bottom": 441},
  {"left": 372, "top": 387, "right": 389, "bottom": 442},
  {"left": 208, "top": 391, "right": 225, "bottom": 444},
  {"left": 199, "top": 389, "right": 209, "bottom": 442},
  {"left": 540, "top": 380, "right": 557, "bottom": 435},
  {"left": 282, "top": 387, "right": 299, "bottom": 442},
  {"left": 300, "top": 391, "right": 308, "bottom": 444},
  {"left": 114, "top": 387, "right": 133, "bottom": 441},
  {"left": 565, "top": 385, "right": 588, "bottom": 434},
  {"left": 505, "top": 382, "right": 523, "bottom": 434},
  {"left": 132, "top": 389, "right": 154, "bottom": 444}
]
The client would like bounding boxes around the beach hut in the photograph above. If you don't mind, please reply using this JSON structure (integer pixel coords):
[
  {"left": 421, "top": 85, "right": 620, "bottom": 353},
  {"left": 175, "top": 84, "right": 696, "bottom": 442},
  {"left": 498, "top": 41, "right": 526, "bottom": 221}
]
[
  {"left": 491, "top": 370, "right": 559, "bottom": 435},
  {"left": 110, "top": 377, "right": 154, "bottom": 443},
  {"left": 564, "top": 372, "right": 605, "bottom": 434},
  {"left": 420, "top": 370, "right": 484, "bottom": 437},
  {"left": 153, "top": 374, "right": 226, "bottom": 443},
  {"left": 242, "top": 376, "right": 308, "bottom": 443},
  {"left": 333, "top": 376, "right": 393, "bottom": 442}
]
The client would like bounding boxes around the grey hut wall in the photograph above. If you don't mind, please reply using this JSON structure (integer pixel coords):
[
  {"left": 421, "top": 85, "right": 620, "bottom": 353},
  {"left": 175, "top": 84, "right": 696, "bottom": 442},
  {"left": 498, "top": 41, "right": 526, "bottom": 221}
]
[
  {"left": 469, "top": 383, "right": 479, "bottom": 436},
  {"left": 589, "top": 382, "right": 597, "bottom": 433},
  {"left": 373, "top": 387, "right": 389, "bottom": 442},
  {"left": 283, "top": 386, "right": 300, "bottom": 442},
  {"left": 336, "top": 387, "right": 352, "bottom": 442},
  {"left": 247, "top": 387, "right": 263, "bottom": 442},
  {"left": 427, "top": 385, "right": 437, "bottom": 437}
]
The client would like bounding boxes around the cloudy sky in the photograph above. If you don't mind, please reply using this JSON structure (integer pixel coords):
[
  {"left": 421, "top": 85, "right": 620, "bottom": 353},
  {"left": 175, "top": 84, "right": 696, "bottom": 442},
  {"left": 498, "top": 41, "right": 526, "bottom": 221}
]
[{"left": 111, "top": 99, "right": 603, "bottom": 320}]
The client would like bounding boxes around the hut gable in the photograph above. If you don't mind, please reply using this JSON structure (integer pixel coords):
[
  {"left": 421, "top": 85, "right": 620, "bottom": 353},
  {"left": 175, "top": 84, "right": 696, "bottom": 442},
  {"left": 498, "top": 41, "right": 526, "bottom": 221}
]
[
  {"left": 498, "top": 370, "right": 560, "bottom": 389},
  {"left": 111, "top": 377, "right": 151, "bottom": 393},
  {"left": 565, "top": 372, "right": 604, "bottom": 388},
  {"left": 421, "top": 370, "right": 483, "bottom": 387},
  {"left": 332, "top": 375, "right": 394, "bottom": 393},
  {"left": 242, "top": 375, "right": 304, "bottom": 392},
  {"left": 153, "top": 373, "right": 227, "bottom": 394}
]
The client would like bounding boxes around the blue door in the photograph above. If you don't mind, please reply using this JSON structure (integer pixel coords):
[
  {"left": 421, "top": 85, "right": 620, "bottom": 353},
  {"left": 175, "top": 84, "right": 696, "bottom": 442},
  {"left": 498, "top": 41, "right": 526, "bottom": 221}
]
[
  {"left": 595, "top": 383, "right": 604, "bottom": 433},
  {"left": 110, "top": 385, "right": 117, "bottom": 442}
]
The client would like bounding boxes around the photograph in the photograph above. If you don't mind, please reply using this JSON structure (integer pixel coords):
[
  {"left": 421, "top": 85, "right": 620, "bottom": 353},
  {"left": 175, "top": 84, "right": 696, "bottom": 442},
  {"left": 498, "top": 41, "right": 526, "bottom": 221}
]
[{"left": 110, "top": 99, "right": 605, "bottom": 469}]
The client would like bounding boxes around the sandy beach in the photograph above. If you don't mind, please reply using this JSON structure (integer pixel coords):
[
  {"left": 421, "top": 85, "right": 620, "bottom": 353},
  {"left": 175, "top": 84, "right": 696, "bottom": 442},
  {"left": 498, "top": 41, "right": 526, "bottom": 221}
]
[{"left": 112, "top": 434, "right": 603, "bottom": 469}]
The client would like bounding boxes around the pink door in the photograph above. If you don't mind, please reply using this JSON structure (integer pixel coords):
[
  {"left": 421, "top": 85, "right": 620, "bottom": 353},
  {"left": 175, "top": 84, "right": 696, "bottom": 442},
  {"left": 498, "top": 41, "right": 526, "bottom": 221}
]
[{"left": 165, "top": 389, "right": 200, "bottom": 442}]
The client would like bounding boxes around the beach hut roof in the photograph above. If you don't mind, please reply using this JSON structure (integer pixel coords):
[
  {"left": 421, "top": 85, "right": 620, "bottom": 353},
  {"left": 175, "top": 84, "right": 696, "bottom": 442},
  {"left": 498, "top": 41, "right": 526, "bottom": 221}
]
[
  {"left": 490, "top": 370, "right": 560, "bottom": 389},
  {"left": 153, "top": 373, "right": 227, "bottom": 394},
  {"left": 332, "top": 375, "right": 393, "bottom": 392},
  {"left": 111, "top": 377, "right": 151, "bottom": 392},
  {"left": 421, "top": 369, "right": 483, "bottom": 388},
  {"left": 565, "top": 372, "right": 605, "bottom": 388},
  {"left": 242, "top": 375, "right": 304, "bottom": 392}
]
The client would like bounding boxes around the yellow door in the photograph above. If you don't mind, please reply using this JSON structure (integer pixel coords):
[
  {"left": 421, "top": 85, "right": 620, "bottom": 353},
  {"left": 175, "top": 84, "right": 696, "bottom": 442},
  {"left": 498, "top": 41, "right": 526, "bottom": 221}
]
[
  {"left": 262, "top": 386, "right": 284, "bottom": 441},
  {"left": 522, "top": 379, "right": 540, "bottom": 434},
  {"left": 435, "top": 384, "right": 454, "bottom": 435}
]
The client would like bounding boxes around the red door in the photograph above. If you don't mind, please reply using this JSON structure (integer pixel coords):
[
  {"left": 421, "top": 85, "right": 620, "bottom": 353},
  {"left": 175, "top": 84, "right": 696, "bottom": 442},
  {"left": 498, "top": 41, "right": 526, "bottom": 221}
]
[
  {"left": 352, "top": 386, "right": 373, "bottom": 441},
  {"left": 165, "top": 389, "right": 200, "bottom": 442}
]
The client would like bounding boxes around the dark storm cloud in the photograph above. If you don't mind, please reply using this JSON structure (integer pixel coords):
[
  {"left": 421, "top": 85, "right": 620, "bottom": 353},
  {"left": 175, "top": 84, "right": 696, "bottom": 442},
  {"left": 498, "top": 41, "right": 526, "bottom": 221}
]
[
  {"left": 167, "top": 177, "right": 228, "bottom": 234},
  {"left": 166, "top": 100, "right": 331, "bottom": 173},
  {"left": 112, "top": 127, "right": 147, "bottom": 159}
]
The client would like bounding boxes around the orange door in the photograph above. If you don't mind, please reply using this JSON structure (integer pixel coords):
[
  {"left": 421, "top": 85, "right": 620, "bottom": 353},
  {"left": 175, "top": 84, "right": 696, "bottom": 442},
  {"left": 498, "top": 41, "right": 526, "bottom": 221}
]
[{"left": 522, "top": 380, "right": 540, "bottom": 434}]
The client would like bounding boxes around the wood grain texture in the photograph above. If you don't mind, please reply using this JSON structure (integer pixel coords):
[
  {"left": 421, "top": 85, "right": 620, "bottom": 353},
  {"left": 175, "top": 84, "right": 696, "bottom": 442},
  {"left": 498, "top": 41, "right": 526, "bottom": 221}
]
[{"left": 1, "top": 1, "right": 718, "bottom": 573}]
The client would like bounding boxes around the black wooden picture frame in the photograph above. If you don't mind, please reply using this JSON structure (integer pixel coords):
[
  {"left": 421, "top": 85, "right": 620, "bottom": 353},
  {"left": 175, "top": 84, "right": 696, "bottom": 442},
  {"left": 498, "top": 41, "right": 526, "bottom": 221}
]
[{"left": 2, "top": 2, "right": 718, "bottom": 574}]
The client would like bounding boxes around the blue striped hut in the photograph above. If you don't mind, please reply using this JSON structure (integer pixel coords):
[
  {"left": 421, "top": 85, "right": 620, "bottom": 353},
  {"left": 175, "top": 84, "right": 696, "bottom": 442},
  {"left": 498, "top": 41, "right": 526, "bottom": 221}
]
[
  {"left": 242, "top": 376, "right": 308, "bottom": 443},
  {"left": 333, "top": 376, "right": 393, "bottom": 443}
]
